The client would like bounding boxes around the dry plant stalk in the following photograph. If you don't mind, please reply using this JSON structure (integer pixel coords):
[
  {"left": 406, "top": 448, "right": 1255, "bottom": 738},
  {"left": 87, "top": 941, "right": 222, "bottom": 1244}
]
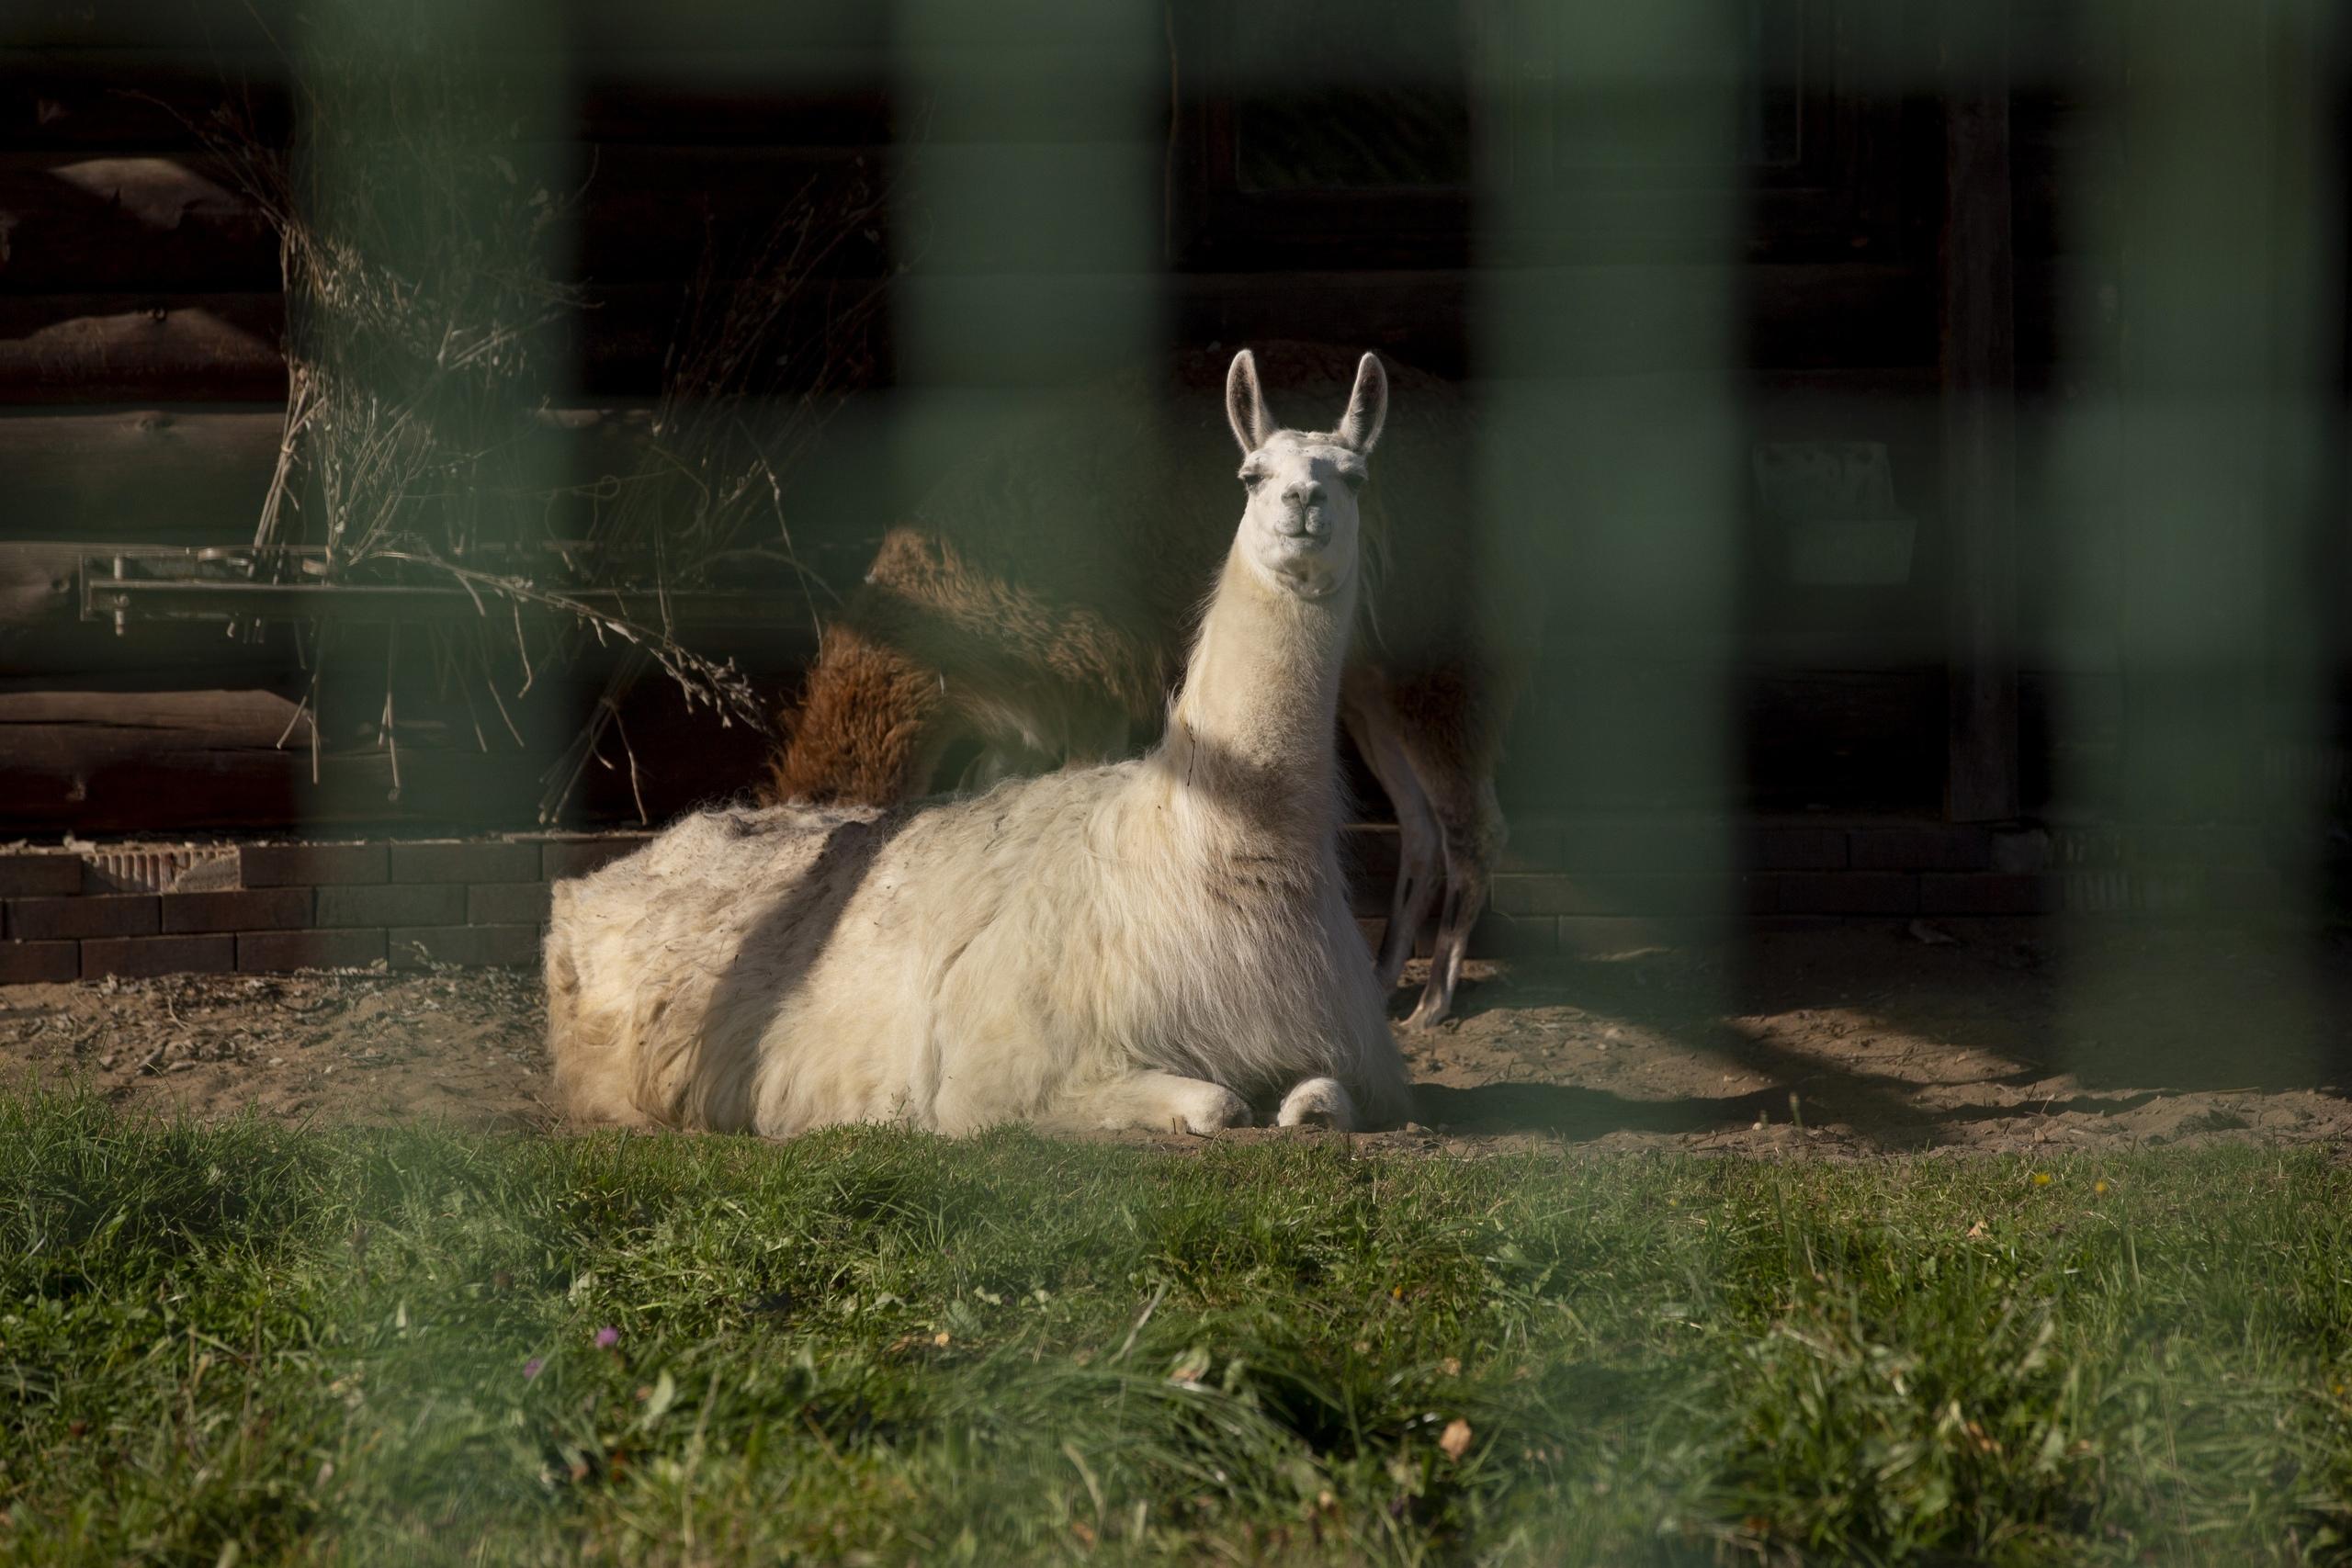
[
  {"left": 187, "top": 3, "right": 888, "bottom": 818},
  {"left": 536, "top": 181, "right": 892, "bottom": 820}
]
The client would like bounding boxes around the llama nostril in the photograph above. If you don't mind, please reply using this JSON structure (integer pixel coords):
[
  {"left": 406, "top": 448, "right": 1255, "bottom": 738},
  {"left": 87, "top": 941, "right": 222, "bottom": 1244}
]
[{"left": 1283, "top": 481, "right": 1323, "bottom": 508}]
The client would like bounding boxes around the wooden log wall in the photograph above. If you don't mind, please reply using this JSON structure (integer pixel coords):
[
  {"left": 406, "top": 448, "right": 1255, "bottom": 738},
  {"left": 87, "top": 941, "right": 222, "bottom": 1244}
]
[{"left": 0, "top": 18, "right": 896, "bottom": 832}]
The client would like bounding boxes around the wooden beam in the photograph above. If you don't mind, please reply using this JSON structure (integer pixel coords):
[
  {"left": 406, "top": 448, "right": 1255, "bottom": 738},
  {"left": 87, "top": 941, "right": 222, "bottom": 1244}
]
[
  {"left": 0, "top": 682, "right": 778, "bottom": 833},
  {"left": 0, "top": 294, "right": 287, "bottom": 402},
  {"left": 0, "top": 267, "right": 1928, "bottom": 406},
  {"left": 0, "top": 281, "right": 884, "bottom": 403},
  {"left": 0, "top": 407, "right": 281, "bottom": 539},
  {"left": 0, "top": 405, "right": 677, "bottom": 540},
  {"left": 0, "top": 146, "right": 886, "bottom": 294},
  {"left": 1940, "top": 1, "right": 2021, "bottom": 823},
  {"left": 0, "top": 51, "right": 889, "bottom": 151},
  {"left": 0, "top": 152, "right": 276, "bottom": 292},
  {"left": 2, "top": 6, "right": 892, "bottom": 68}
]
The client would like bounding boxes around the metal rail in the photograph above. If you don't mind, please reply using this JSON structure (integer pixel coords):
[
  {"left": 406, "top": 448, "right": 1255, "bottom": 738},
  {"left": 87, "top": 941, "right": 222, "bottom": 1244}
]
[{"left": 76, "top": 547, "right": 802, "bottom": 635}]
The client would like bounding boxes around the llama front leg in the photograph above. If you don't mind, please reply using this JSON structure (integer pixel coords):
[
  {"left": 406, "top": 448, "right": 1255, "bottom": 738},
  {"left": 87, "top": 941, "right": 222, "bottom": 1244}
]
[
  {"left": 1058, "top": 1070, "right": 1252, "bottom": 1134},
  {"left": 1275, "top": 1077, "right": 1358, "bottom": 1130}
]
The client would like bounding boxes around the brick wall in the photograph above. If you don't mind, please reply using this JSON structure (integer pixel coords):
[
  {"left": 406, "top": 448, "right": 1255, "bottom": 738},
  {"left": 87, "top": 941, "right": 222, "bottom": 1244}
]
[
  {"left": 0, "top": 833, "right": 650, "bottom": 984},
  {"left": 0, "top": 818, "right": 2301, "bottom": 985}
]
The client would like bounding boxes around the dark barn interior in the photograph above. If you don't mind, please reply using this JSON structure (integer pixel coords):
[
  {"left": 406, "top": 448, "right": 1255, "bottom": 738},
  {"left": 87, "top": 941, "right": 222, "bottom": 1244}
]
[{"left": 1, "top": 0, "right": 2347, "bottom": 962}]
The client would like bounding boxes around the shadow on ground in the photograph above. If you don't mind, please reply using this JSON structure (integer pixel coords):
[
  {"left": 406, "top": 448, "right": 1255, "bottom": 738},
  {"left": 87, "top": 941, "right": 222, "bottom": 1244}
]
[{"left": 1383, "top": 917, "right": 2352, "bottom": 1155}]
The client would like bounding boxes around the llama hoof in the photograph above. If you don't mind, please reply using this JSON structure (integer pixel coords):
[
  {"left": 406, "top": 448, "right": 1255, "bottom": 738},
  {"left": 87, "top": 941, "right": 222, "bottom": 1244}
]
[
  {"left": 1275, "top": 1077, "right": 1358, "bottom": 1131},
  {"left": 1400, "top": 995, "right": 1454, "bottom": 1031},
  {"left": 1169, "top": 1083, "right": 1252, "bottom": 1134}
]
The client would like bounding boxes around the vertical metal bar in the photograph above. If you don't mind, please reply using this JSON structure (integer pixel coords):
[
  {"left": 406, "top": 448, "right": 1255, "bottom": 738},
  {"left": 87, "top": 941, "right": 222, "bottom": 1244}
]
[
  {"left": 1476, "top": 3, "right": 1744, "bottom": 860},
  {"left": 889, "top": 0, "right": 1161, "bottom": 492},
  {"left": 1941, "top": 1, "right": 2020, "bottom": 823}
]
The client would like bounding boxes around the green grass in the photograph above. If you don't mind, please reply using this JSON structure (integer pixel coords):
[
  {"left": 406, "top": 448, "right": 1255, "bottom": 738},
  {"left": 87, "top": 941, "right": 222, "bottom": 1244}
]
[{"left": 4, "top": 1093, "right": 2351, "bottom": 1564}]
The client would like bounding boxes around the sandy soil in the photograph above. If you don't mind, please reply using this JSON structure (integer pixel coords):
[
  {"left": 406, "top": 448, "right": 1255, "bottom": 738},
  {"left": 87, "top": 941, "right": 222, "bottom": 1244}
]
[{"left": 6, "top": 919, "right": 2350, "bottom": 1157}]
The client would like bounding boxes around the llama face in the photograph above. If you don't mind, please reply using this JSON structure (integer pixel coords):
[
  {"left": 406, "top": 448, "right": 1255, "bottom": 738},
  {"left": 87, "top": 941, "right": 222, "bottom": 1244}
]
[
  {"left": 1224, "top": 349, "right": 1388, "bottom": 600},
  {"left": 1235, "top": 434, "right": 1369, "bottom": 598}
]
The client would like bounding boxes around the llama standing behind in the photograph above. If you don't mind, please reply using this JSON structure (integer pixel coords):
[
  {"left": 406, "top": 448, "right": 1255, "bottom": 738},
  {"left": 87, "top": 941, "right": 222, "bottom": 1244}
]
[{"left": 546, "top": 350, "right": 1413, "bottom": 1136}]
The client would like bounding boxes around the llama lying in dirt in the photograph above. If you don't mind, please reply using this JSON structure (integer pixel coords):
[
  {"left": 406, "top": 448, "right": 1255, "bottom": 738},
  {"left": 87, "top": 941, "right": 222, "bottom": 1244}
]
[
  {"left": 763, "top": 342, "right": 1534, "bottom": 1028},
  {"left": 546, "top": 350, "right": 1414, "bottom": 1136}
]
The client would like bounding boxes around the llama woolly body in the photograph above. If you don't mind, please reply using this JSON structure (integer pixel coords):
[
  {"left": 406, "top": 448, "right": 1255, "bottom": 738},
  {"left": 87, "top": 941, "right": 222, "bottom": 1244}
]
[{"left": 547, "top": 351, "right": 1413, "bottom": 1137}]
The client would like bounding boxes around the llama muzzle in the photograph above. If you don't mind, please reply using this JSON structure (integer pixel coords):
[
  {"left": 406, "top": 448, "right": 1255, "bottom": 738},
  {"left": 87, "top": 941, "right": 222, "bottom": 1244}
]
[{"left": 1276, "top": 503, "right": 1330, "bottom": 541}]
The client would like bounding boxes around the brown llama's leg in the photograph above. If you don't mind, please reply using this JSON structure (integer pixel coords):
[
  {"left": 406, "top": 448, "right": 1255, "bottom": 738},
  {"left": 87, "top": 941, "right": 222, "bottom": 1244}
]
[
  {"left": 1342, "top": 670, "right": 1442, "bottom": 991},
  {"left": 1384, "top": 665, "right": 1511, "bottom": 1029},
  {"left": 764, "top": 624, "right": 964, "bottom": 807}
]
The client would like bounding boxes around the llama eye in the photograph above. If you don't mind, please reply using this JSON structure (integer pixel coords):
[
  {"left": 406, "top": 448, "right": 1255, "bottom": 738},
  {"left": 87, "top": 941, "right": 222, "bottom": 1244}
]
[
  {"left": 1339, "top": 471, "right": 1365, "bottom": 492},
  {"left": 1241, "top": 472, "right": 1263, "bottom": 490}
]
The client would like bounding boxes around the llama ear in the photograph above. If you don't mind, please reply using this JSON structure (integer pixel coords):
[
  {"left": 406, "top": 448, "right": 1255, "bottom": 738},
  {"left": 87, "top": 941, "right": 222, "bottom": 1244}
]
[
  {"left": 1337, "top": 352, "right": 1387, "bottom": 455},
  {"left": 1226, "top": 348, "right": 1276, "bottom": 455}
]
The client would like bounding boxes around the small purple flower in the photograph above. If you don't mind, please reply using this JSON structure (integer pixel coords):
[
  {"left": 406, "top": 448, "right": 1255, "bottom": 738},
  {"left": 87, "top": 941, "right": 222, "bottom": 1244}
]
[
  {"left": 594, "top": 1326, "right": 620, "bottom": 1350},
  {"left": 522, "top": 1357, "right": 544, "bottom": 1380}
]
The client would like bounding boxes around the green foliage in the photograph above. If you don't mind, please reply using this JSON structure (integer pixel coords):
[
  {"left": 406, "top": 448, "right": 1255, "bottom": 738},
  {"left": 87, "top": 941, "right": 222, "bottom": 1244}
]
[{"left": 2, "top": 1092, "right": 2349, "bottom": 1563}]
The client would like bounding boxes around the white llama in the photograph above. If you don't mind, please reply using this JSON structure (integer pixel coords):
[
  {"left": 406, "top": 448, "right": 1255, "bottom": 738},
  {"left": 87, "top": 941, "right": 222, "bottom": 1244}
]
[{"left": 545, "top": 349, "right": 1414, "bottom": 1136}]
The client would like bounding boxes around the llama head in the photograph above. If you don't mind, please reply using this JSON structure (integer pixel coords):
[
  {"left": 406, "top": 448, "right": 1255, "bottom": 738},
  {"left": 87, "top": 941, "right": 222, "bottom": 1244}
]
[{"left": 1224, "top": 347, "right": 1386, "bottom": 600}]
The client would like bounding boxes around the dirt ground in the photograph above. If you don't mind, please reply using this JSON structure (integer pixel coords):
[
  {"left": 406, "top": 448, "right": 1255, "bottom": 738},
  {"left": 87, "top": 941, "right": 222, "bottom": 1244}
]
[{"left": 6, "top": 919, "right": 2350, "bottom": 1157}]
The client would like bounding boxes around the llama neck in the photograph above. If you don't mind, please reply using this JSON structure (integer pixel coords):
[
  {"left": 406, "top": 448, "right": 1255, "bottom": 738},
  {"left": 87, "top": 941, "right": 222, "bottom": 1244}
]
[{"left": 1157, "top": 547, "right": 1355, "bottom": 841}]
